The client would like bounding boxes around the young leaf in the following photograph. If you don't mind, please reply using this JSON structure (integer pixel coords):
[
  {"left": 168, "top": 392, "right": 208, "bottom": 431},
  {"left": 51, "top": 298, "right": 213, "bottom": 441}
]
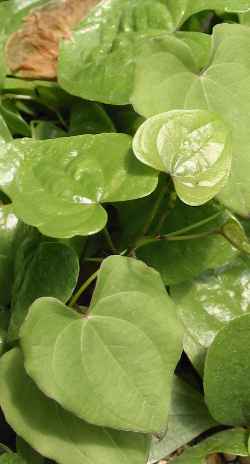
[
  {"left": 149, "top": 377, "right": 216, "bottom": 464},
  {"left": 132, "top": 23, "right": 250, "bottom": 217},
  {"left": 0, "top": 134, "right": 157, "bottom": 238},
  {"left": 172, "top": 256, "right": 250, "bottom": 373},
  {"left": 221, "top": 216, "right": 250, "bottom": 254},
  {"left": 204, "top": 313, "right": 250, "bottom": 425},
  {"left": 0, "top": 348, "right": 150, "bottom": 464},
  {"left": 171, "top": 428, "right": 249, "bottom": 464},
  {"left": 133, "top": 110, "right": 232, "bottom": 206},
  {"left": 8, "top": 229, "right": 80, "bottom": 342},
  {"left": 0, "top": 205, "right": 19, "bottom": 306},
  {"left": 20, "top": 256, "right": 183, "bottom": 433}
]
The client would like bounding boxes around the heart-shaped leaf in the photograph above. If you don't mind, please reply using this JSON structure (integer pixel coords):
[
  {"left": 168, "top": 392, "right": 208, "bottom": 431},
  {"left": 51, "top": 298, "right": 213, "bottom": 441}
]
[
  {"left": 172, "top": 428, "right": 249, "bottom": 464},
  {"left": 20, "top": 255, "right": 183, "bottom": 433},
  {"left": 149, "top": 377, "right": 216, "bottom": 464},
  {"left": 132, "top": 24, "right": 250, "bottom": 217},
  {"left": 58, "top": 0, "right": 250, "bottom": 104},
  {"left": 8, "top": 227, "right": 80, "bottom": 342},
  {"left": 0, "top": 134, "right": 157, "bottom": 238},
  {"left": 204, "top": 313, "right": 250, "bottom": 425},
  {"left": 171, "top": 256, "right": 250, "bottom": 374},
  {"left": 0, "top": 348, "right": 150, "bottom": 464},
  {"left": 133, "top": 110, "right": 232, "bottom": 206}
]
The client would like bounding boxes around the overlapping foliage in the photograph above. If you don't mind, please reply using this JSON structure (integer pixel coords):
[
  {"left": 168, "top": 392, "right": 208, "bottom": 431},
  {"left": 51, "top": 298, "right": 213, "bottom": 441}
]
[{"left": 0, "top": 1, "right": 250, "bottom": 464}]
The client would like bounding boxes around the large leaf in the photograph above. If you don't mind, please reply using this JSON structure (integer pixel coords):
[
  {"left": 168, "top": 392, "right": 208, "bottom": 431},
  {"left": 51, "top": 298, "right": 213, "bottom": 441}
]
[
  {"left": 8, "top": 227, "right": 80, "bottom": 342},
  {"left": 0, "top": 348, "right": 150, "bottom": 464},
  {"left": 204, "top": 313, "right": 250, "bottom": 425},
  {"left": 0, "top": 205, "right": 19, "bottom": 306},
  {"left": 171, "top": 256, "right": 250, "bottom": 374},
  {"left": 149, "top": 377, "right": 216, "bottom": 464},
  {"left": 131, "top": 23, "right": 250, "bottom": 216},
  {"left": 172, "top": 428, "right": 249, "bottom": 464},
  {"left": 20, "top": 255, "right": 183, "bottom": 433},
  {"left": 0, "top": 134, "right": 157, "bottom": 238},
  {"left": 58, "top": 0, "right": 250, "bottom": 104},
  {"left": 133, "top": 110, "right": 232, "bottom": 206},
  {"left": 137, "top": 200, "right": 237, "bottom": 285}
]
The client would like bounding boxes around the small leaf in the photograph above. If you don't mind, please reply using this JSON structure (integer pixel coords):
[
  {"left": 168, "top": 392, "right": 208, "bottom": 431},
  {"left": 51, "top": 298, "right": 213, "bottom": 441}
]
[
  {"left": 32, "top": 122, "right": 66, "bottom": 140},
  {"left": 221, "top": 217, "right": 250, "bottom": 254},
  {"left": 149, "top": 377, "right": 216, "bottom": 464},
  {"left": 171, "top": 428, "right": 249, "bottom": 464},
  {"left": 0, "top": 348, "right": 150, "bottom": 464},
  {"left": 133, "top": 110, "right": 232, "bottom": 206},
  {"left": 0, "top": 134, "right": 157, "bottom": 238},
  {"left": 8, "top": 228, "right": 80, "bottom": 342},
  {"left": 171, "top": 256, "right": 250, "bottom": 373},
  {"left": 0, "top": 113, "right": 12, "bottom": 144},
  {"left": 204, "top": 313, "right": 250, "bottom": 425},
  {"left": 20, "top": 255, "right": 183, "bottom": 433}
]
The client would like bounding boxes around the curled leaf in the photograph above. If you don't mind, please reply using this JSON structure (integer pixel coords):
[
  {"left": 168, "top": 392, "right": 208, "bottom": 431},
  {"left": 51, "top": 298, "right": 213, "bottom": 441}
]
[
  {"left": 5, "top": 0, "right": 99, "bottom": 79},
  {"left": 133, "top": 110, "right": 232, "bottom": 206}
]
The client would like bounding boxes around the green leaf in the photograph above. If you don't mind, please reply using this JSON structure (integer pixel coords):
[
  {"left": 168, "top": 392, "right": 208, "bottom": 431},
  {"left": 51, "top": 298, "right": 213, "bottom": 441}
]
[
  {"left": 20, "top": 255, "right": 183, "bottom": 433},
  {"left": 0, "top": 348, "right": 150, "bottom": 464},
  {"left": 58, "top": 0, "right": 249, "bottom": 104},
  {"left": 8, "top": 229, "right": 80, "bottom": 342},
  {"left": 132, "top": 24, "right": 250, "bottom": 217},
  {"left": 204, "top": 313, "right": 250, "bottom": 425},
  {"left": 172, "top": 257, "right": 250, "bottom": 375},
  {"left": 171, "top": 428, "right": 249, "bottom": 464},
  {"left": 16, "top": 437, "right": 44, "bottom": 464},
  {"left": 0, "top": 113, "right": 12, "bottom": 144},
  {"left": 31, "top": 122, "right": 66, "bottom": 140},
  {"left": 137, "top": 200, "right": 237, "bottom": 285},
  {"left": 221, "top": 216, "right": 250, "bottom": 254},
  {"left": 0, "top": 453, "right": 26, "bottom": 464},
  {"left": 69, "top": 101, "right": 115, "bottom": 136},
  {"left": 149, "top": 377, "right": 216, "bottom": 464},
  {"left": 133, "top": 110, "right": 232, "bottom": 206},
  {"left": 0, "top": 134, "right": 157, "bottom": 238},
  {"left": 0, "top": 204, "right": 19, "bottom": 306}
]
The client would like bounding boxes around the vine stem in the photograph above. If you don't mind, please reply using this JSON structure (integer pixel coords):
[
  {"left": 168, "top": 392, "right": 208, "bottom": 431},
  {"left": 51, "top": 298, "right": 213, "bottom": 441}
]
[
  {"left": 103, "top": 227, "right": 117, "bottom": 254},
  {"left": 165, "top": 210, "right": 222, "bottom": 238},
  {"left": 134, "top": 230, "right": 219, "bottom": 251},
  {"left": 69, "top": 270, "right": 99, "bottom": 308}
]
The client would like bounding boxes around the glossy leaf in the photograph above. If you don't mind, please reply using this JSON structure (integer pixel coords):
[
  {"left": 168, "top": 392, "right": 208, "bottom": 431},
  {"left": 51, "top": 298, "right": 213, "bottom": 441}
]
[
  {"left": 58, "top": 0, "right": 250, "bottom": 104},
  {"left": 0, "top": 348, "right": 150, "bottom": 464},
  {"left": 8, "top": 228, "right": 80, "bottom": 342},
  {"left": 132, "top": 24, "right": 250, "bottom": 217},
  {"left": 149, "top": 377, "right": 216, "bottom": 464},
  {"left": 0, "top": 205, "right": 19, "bottom": 306},
  {"left": 137, "top": 200, "right": 237, "bottom": 285},
  {"left": 171, "top": 257, "right": 250, "bottom": 373},
  {"left": 221, "top": 217, "right": 250, "bottom": 254},
  {"left": 204, "top": 313, "right": 250, "bottom": 425},
  {"left": 172, "top": 428, "right": 249, "bottom": 464},
  {"left": 133, "top": 110, "right": 232, "bottom": 206},
  {"left": 0, "top": 134, "right": 157, "bottom": 238},
  {"left": 20, "top": 255, "right": 183, "bottom": 433}
]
